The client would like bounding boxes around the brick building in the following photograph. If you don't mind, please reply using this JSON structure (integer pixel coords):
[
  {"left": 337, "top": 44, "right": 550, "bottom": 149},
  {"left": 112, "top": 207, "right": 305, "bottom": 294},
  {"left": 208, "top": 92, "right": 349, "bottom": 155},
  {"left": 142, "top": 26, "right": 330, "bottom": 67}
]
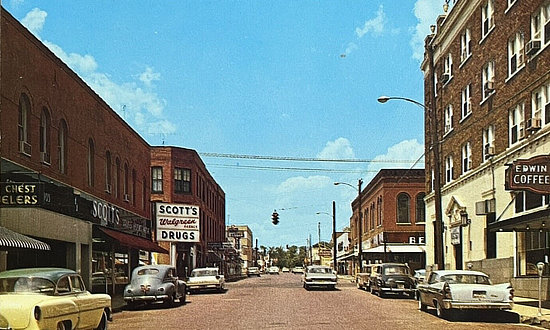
[
  {"left": 151, "top": 147, "right": 226, "bottom": 277},
  {"left": 422, "top": 0, "right": 550, "bottom": 298},
  {"left": 0, "top": 8, "right": 166, "bottom": 291},
  {"left": 347, "top": 169, "right": 426, "bottom": 274}
]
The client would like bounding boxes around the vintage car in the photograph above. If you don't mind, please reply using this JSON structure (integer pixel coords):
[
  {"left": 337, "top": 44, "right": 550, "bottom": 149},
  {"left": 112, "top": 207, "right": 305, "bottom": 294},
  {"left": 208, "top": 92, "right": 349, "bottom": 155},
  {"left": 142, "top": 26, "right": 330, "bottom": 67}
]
[
  {"left": 414, "top": 269, "right": 426, "bottom": 284},
  {"left": 302, "top": 265, "right": 337, "bottom": 290},
  {"left": 0, "top": 267, "right": 111, "bottom": 330},
  {"left": 369, "top": 263, "right": 416, "bottom": 298},
  {"left": 356, "top": 265, "right": 374, "bottom": 291},
  {"left": 417, "top": 270, "right": 514, "bottom": 319},
  {"left": 186, "top": 267, "right": 225, "bottom": 293},
  {"left": 247, "top": 267, "right": 261, "bottom": 277},
  {"left": 291, "top": 266, "right": 305, "bottom": 274},
  {"left": 123, "top": 265, "right": 186, "bottom": 308},
  {"left": 267, "top": 266, "right": 280, "bottom": 275}
]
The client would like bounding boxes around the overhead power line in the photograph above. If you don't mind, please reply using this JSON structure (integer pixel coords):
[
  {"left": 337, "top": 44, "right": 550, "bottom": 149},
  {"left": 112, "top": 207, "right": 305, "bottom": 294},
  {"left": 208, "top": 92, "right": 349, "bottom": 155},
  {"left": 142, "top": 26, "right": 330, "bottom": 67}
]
[
  {"left": 200, "top": 152, "right": 423, "bottom": 164},
  {"left": 205, "top": 163, "right": 378, "bottom": 173}
]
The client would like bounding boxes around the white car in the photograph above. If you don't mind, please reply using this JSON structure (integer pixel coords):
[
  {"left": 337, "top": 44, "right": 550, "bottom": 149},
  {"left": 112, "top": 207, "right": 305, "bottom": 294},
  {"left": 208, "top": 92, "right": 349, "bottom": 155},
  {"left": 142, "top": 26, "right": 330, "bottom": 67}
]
[
  {"left": 267, "top": 266, "right": 280, "bottom": 275},
  {"left": 186, "top": 268, "right": 225, "bottom": 293},
  {"left": 302, "top": 265, "right": 337, "bottom": 290},
  {"left": 417, "top": 270, "right": 514, "bottom": 319}
]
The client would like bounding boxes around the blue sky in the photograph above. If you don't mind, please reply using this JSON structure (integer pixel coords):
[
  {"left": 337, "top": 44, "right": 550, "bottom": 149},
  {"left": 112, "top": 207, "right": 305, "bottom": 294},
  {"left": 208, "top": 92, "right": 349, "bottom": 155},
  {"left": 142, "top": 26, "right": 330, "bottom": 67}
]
[{"left": 5, "top": 0, "right": 447, "bottom": 247}]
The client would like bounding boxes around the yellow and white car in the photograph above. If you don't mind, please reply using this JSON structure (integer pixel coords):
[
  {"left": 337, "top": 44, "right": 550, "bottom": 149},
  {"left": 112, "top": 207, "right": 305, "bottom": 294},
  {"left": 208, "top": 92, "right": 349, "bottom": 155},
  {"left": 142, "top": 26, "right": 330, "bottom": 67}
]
[
  {"left": 0, "top": 267, "right": 112, "bottom": 329},
  {"left": 186, "top": 267, "right": 225, "bottom": 293}
]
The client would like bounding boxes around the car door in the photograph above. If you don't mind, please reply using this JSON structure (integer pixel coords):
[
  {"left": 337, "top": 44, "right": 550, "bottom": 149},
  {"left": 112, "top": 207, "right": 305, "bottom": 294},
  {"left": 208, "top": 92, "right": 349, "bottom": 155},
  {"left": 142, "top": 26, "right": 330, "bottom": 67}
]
[
  {"left": 71, "top": 275, "right": 104, "bottom": 329},
  {"left": 423, "top": 272, "right": 440, "bottom": 307}
]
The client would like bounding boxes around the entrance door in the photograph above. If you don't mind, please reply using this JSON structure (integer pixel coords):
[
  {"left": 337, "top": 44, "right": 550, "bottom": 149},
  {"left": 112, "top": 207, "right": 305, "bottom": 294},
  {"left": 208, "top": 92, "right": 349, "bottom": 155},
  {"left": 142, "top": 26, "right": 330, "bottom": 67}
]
[{"left": 454, "top": 243, "right": 463, "bottom": 270}]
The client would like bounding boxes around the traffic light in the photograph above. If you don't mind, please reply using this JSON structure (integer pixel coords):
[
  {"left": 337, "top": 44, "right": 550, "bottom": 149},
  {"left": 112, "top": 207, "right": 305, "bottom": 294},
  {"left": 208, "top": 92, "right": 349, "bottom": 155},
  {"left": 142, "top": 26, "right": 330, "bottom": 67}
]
[{"left": 271, "top": 210, "right": 279, "bottom": 225}]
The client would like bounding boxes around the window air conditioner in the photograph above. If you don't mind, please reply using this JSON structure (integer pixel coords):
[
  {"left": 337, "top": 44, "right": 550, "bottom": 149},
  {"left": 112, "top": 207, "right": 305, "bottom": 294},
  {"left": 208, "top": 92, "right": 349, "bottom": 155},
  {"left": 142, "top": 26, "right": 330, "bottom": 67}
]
[
  {"left": 441, "top": 73, "right": 450, "bottom": 83},
  {"left": 525, "top": 39, "right": 541, "bottom": 56},
  {"left": 484, "top": 81, "right": 494, "bottom": 93}
]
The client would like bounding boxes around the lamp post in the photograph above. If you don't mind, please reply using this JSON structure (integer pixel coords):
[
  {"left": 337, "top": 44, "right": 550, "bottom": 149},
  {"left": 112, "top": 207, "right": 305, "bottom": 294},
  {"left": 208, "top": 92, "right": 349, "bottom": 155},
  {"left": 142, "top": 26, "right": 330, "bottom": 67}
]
[
  {"left": 377, "top": 92, "right": 444, "bottom": 270},
  {"left": 335, "top": 180, "right": 363, "bottom": 274},
  {"left": 316, "top": 200, "right": 337, "bottom": 272}
]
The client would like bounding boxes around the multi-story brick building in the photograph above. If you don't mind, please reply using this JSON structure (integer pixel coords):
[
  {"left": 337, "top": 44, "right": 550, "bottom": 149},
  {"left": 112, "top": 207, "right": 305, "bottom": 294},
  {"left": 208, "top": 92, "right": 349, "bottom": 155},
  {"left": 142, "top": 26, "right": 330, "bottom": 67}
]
[
  {"left": 0, "top": 8, "right": 167, "bottom": 291},
  {"left": 347, "top": 169, "right": 426, "bottom": 274},
  {"left": 422, "top": 0, "right": 550, "bottom": 298},
  {"left": 151, "top": 147, "right": 226, "bottom": 277}
]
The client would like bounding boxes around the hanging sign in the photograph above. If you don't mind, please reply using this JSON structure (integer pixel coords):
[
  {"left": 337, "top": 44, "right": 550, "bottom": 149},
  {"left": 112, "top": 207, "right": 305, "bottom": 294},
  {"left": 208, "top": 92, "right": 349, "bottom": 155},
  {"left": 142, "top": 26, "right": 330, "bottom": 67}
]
[{"left": 506, "top": 155, "right": 550, "bottom": 194}]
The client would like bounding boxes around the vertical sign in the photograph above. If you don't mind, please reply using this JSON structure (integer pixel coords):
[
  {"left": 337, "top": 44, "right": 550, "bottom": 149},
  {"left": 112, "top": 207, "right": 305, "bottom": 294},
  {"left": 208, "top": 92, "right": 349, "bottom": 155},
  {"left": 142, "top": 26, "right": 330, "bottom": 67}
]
[{"left": 156, "top": 203, "right": 200, "bottom": 242}]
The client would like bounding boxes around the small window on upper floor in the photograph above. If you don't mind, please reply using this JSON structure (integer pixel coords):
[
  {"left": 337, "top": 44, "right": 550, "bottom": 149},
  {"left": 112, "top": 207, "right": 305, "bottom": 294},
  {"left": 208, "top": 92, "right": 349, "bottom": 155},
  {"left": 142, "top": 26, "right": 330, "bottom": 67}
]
[
  {"left": 462, "top": 142, "right": 472, "bottom": 174},
  {"left": 58, "top": 119, "right": 68, "bottom": 174},
  {"left": 508, "top": 32, "right": 525, "bottom": 78},
  {"left": 461, "top": 84, "right": 472, "bottom": 119},
  {"left": 445, "top": 155, "right": 454, "bottom": 184},
  {"left": 481, "top": 0, "right": 495, "bottom": 39},
  {"left": 415, "top": 193, "right": 426, "bottom": 223},
  {"left": 460, "top": 29, "right": 472, "bottom": 64},
  {"left": 18, "top": 93, "right": 31, "bottom": 157},
  {"left": 482, "top": 125, "right": 495, "bottom": 161},
  {"left": 152, "top": 166, "right": 163, "bottom": 193},
  {"left": 397, "top": 193, "right": 411, "bottom": 224},
  {"left": 509, "top": 103, "right": 525, "bottom": 146},
  {"left": 87, "top": 138, "right": 95, "bottom": 187},
  {"left": 530, "top": 3, "right": 550, "bottom": 52},
  {"left": 442, "top": 53, "right": 452, "bottom": 85},
  {"left": 482, "top": 61, "right": 495, "bottom": 101},
  {"left": 39, "top": 107, "right": 51, "bottom": 165},
  {"left": 444, "top": 104, "right": 453, "bottom": 134},
  {"left": 174, "top": 167, "right": 191, "bottom": 194}
]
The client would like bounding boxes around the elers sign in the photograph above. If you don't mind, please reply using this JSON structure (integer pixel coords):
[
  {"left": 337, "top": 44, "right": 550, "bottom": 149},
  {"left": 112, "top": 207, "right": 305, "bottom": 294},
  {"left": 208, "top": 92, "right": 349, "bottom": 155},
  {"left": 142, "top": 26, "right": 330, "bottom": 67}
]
[{"left": 506, "top": 155, "right": 550, "bottom": 194}]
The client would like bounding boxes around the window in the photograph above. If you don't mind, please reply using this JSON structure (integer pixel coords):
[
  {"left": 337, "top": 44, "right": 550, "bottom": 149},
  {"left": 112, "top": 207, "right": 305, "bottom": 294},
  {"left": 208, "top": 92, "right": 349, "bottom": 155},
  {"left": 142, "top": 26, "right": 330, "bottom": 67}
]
[
  {"left": 509, "top": 103, "right": 525, "bottom": 145},
  {"left": 58, "top": 120, "right": 67, "bottom": 174},
  {"left": 174, "top": 168, "right": 191, "bottom": 193},
  {"left": 377, "top": 196, "right": 383, "bottom": 226},
  {"left": 460, "top": 28, "right": 472, "bottom": 63},
  {"left": 18, "top": 94, "right": 31, "bottom": 156},
  {"left": 115, "top": 158, "right": 121, "bottom": 198},
  {"left": 482, "top": 125, "right": 495, "bottom": 161},
  {"left": 515, "top": 191, "right": 550, "bottom": 213},
  {"left": 462, "top": 142, "right": 472, "bottom": 174},
  {"left": 531, "top": 3, "right": 550, "bottom": 46},
  {"left": 444, "top": 104, "right": 453, "bottom": 134},
  {"left": 433, "top": 70, "right": 438, "bottom": 97},
  {"left": 508, "top": 0, "right": 517, "bottom": 9},
  {"left": 442, "top": 53, "right": 452, "bottom": 84},
  {"left": 105, "top": 151, "right": 112, "bottom": 193},
  {"left": 132, "top": 169, "right": 137, "bottom": 206},
  {"left": 123, "top": 163, "right": 129, "bottom": 201},
  {"left": 152, "top": 167, "right": 163, "bottom": 193},
  {"left": 531, "top": 84, "right": 549, "bottom": 128},
  {"left": 481, "top": 0, "right": 495, "bottom": 38},
  {"left": 461, "top": 84, "right": 472, "bottom": 119},
  {"left": 416, "top": 193, "right": 426, "bottom": 223},
  {"left": 87, "top": 139, "right": 95, "bottom": 187},
  {"left": 39, "top": 108, "right": 51, "bottom": 165},
  {"left": 508, "top": 32, "right": 525, "bottom": 77},
  {"left": 482, "top": 61, "right": 495, "bottom": 100},
  {"left": 397, "top": 193, "right": 411, "bottom": 224},
  {"left": 445, "top": 155, "right": 454, "bottom": 183}
]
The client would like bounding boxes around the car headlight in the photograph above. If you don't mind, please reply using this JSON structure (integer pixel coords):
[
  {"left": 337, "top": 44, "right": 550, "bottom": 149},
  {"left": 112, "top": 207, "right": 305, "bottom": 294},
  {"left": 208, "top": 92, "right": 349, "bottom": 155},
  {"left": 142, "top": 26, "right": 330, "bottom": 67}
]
[{"left": 34, "top": 306, "right": 41, "bottom": 320}]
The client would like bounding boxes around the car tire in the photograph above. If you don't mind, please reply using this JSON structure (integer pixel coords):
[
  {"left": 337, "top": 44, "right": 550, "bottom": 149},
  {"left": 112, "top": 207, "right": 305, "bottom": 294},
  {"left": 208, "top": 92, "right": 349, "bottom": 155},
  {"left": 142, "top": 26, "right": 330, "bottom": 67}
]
[
  {"left": 56, "top": 322, "right": 67, "bottom": 330},
  {"left": 165, "top": 294, "right": 176, "bottom": 307},
  {"left": 94, "top": 311, "right": 108, "bottom": 330},
  {"left": 418, "top": 296, "right": 428, "bottom": 312},
  {"left": 435, "top": 301, "right": 448, "bottom": 319}
]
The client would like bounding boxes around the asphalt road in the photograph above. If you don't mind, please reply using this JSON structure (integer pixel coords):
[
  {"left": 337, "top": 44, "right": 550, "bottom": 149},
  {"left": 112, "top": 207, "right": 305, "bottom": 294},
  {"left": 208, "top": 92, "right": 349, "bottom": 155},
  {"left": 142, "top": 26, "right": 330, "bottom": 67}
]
[{"left": 110, "top": 273, "right": 531, "bottom": 330}]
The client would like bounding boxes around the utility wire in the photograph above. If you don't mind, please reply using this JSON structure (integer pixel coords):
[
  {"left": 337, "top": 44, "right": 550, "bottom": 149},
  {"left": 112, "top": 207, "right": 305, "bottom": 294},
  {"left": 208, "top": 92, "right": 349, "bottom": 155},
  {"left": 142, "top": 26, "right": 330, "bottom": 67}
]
[
  {"left": 200, "top": 152, "right": 422, "bottom": 164},
  {"left": 205, "top": 163, "right": 380, "bottom": 173}
]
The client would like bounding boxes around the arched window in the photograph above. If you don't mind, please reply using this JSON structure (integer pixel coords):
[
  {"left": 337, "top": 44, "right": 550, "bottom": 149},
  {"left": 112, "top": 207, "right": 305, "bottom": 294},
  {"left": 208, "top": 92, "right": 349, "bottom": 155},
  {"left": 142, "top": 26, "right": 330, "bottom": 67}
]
[
  {"left": 132, "top": 169, "right": 137, "bottom": 206},
  {"left": 87, "top": 139, "right": 95, "bottom": 187},
  {"left": 123, "top": 163, "right": 129, "bottom": 201},
  {"left": 58, "top": 119, "right": 68, "bottom": 174},
  {"left": 115, "top": 158, "right": 121, "bottom": 198},
  {"left": 416, "top": 193, "right": 426, "bottom": 223},
  {"left": 397, "top": 193, "right": 411, "bottom": 224},
  {"left": 39, "top": 107, "right": 51, "bottom": 164},
  {"left": 105, "top": 151, "right": 112, "bottom": 193},
  {"left": 18, "top": 93, "right": 31, "bottom": 155}
]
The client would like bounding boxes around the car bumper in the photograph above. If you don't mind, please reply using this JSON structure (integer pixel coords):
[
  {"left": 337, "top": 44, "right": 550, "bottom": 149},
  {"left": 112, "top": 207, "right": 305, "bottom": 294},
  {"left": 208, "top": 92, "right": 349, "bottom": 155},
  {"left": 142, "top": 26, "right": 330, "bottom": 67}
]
[
  {"left": 380, "top": 287, "right": 416, "bottom": 294},
  {"left": 442, "top": 300, "right": 513, "bottom": 310},
  {"left": 187, "top": 284, "right": 222, "bottom": 291},
  {"left": 305, "top": 280, "right": 337, "bottom": 286},
  {"left": 124, "top": 294, "right": 169, "bottom": 302}
]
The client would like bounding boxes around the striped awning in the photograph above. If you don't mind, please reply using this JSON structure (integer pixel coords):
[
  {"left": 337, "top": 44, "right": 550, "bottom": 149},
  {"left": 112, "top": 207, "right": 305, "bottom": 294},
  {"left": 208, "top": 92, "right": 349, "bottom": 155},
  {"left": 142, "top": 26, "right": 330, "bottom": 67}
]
[{"left": 0, "top": 226, "right": 51, "bottom": 250}]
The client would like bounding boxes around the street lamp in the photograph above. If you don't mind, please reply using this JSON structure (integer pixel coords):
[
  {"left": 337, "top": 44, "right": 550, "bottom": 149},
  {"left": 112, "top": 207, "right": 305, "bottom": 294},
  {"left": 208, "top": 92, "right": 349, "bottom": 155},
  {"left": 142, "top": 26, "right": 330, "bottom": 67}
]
[
  {"left": 377, "top": 93, "right": 444, "bottom": 270},
  {"left": 316, "top": 200, "right": 337, "bottom": 273},
  {"left": 335, "top": 180, "right": 363, "bottom": 274}
]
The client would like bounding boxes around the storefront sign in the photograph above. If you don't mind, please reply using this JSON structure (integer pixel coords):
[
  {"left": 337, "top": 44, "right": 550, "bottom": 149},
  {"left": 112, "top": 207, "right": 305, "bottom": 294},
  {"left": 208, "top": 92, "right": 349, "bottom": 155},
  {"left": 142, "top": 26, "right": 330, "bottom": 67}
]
[
  {"left": 228, "top": 231, "right": 244, "bottom": 238},
  {"left": 0, "top": 182, "right": 43, "bottom": 206},
  {"left": 506, "top": 155, "right": 550, "bottom": 194},
  {"left": 156, "top": 203, "right": 200, "bottom": 242},
  {"left": 450, "top": 226, "right": 461, "bottom": 245}
]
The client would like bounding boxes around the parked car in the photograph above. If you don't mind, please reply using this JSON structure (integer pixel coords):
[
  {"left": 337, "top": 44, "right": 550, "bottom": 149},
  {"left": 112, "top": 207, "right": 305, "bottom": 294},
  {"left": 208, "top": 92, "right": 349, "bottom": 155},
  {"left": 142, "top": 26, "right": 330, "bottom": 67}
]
[
  {"left": 414, "top": 269, "right": 426, "bottom": 284},
  {"left": 281, "top": 267, "right": 290, "bottom": 273},
  {"left": 0, "top": 267, "right": 112, "bottom": 330},
  {"left": 302, "top": 265, "right": 337, "bottom": 290},
  {"left": 417, "top": 270, "right": 514, "bottom": 319},
  {"left": 247, "top": 267, "right": 261, "bottom": 277},
  {"left": 186, "top": 267, "right": 225, "bottom": 293},
  {"left": 291, "top": 266, "right": 305, "bottom": 274},
  {"left": 369, "top": 263, "right": 416, "bottom": 298},
  {"left": 123, "top": 265, "right": 186, "bottom": 308},
  {"left": 267, "top": 266, "right": 280, "bottom": 275},
  {"left": 356, "top": 265, "right": 374, "bottom": 291}
]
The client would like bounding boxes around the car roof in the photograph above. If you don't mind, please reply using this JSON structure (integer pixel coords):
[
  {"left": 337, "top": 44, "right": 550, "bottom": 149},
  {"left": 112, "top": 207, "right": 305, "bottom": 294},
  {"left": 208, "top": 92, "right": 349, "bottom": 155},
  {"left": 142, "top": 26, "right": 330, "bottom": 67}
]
[
  {"left": 193, "top": 267, "right": 218, "bottom": 271},
  {"left": 0, "top": 268, "right": 77, "bottom": 282},
  {"left": 431, "top": 270, "right": 488, "bottom": 276}
]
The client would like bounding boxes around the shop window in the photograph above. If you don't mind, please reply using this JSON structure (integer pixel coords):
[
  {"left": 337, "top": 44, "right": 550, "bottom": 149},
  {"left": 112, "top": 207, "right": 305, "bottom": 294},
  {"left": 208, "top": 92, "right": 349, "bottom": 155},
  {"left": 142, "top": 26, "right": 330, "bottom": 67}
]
[
  {"left": 517, "top": 231, "right": 550, "bottom": 276},
  {"left": 151, "top": 166, "right": 163, "bottom": 193},
  {"left": 515, "top": 191, "right": 550, "bottom": 213},
  {"left": 397, "top": 193, "right": 411, "bottom": 224}
]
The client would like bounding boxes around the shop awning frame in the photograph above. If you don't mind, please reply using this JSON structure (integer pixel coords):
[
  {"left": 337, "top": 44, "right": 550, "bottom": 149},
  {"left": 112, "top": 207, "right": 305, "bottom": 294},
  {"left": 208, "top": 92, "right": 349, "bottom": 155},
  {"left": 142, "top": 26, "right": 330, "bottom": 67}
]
[
  {"left": 97, "top": 227, "right": 169, "bottom": 254},
  {"left": 0, "top": 226, "right": 50, "bottom": 250}
]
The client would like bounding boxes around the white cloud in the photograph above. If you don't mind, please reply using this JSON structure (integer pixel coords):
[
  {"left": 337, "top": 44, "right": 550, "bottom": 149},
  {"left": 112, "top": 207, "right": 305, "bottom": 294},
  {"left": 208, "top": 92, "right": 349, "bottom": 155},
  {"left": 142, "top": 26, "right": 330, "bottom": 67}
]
[
  {"left": 355, "top": 5, "right": 385, "bottom": 38},
  {"left": 368, "top": 139, "right": 424, "bottom": 174},
  {"left": 411, "top": 0, "right": 446, "bottom": 62},
  {"left": 276, "top": 175, "right": 333, "bottom": 195},
  {"left": 317, "top": 137, "right": 355, "bottom": 159},
  {"left": 21, "top": 8, "right": 46, "bottom": 37},
  {"left": 20, "top": 8, "right": 176, "bottom": 137}
]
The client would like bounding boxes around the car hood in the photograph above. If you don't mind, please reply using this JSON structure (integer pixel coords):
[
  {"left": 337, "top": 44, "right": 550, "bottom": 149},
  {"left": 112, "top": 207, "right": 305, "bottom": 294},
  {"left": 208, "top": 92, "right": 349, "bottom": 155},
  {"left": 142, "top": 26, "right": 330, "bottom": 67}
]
[{"left": 449, "top": 283, "right": 511, "bottom": 302}]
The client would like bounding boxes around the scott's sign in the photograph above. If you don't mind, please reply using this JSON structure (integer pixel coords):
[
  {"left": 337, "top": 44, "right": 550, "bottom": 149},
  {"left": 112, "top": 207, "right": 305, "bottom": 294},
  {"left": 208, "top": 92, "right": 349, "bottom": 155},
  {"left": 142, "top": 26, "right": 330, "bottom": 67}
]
[{"left": 506, "top": 155, "right": 550, "bottom": 194}]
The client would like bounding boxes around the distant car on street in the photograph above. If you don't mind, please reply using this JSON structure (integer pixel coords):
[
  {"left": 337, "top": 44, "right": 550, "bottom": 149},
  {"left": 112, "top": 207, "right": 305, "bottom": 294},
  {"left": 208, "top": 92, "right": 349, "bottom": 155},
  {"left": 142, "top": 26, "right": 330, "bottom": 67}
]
[
  {"left": 247, "top": 267, "right": 261, "bottom": 277},
  {"left": 0, "top": 267, "right": 112, "bottom": 330},
  {"left": 123, "top": 265, "right": 186, "bottom": 308},
  {"left": 356, "top": 265, "right": 375, "bottom": 291},
  {"left": 186, "top": 267, "right": 225, "bottom": 293},
  {"left": 417, "top": 270, "right": 514, "bottom": 319},
  {"left": 291, "top": 266, "right": 305, "bottom": 274},
  {"left": 267, "top": 266, "right": 280, "bottom": 275},
  {"left": 369, "top": 263, "right": 416, "bottom": 298},
  {"left": 281, "top": 267, "right": 290, "bottom": 273},
  {"left": 302, "top": 265, "right": 337, "bottom": 290}
]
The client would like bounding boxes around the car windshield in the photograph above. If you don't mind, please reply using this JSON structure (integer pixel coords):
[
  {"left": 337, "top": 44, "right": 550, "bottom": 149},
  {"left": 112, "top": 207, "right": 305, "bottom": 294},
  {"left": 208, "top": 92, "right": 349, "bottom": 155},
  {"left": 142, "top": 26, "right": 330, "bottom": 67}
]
[
  {"left": 191, "top": 269, "right": 218, "bottom": 277},
  {"left": 308, "top": 267, "right": 331, "bottom": 274},
  {"left": 383, "top": 266, "right": 409, "bottom": 275},
  {"left": 137, "top": 268, "right": 160, "bottom": 276},
  {"left": 440, "top": 274, "right": 491, "bottom": 285},
  {"left": 0, "top": 277, "right": 55, "bottom": 295}
]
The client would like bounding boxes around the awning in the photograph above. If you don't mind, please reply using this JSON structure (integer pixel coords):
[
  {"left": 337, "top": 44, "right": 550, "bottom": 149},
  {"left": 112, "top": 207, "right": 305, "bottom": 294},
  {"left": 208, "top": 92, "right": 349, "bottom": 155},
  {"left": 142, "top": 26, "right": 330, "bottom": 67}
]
[
  {"left": 98, "top": 227, "right": 168, "bottom": 254},
  {"left": 364, "top": 245, "right": 425, "bottom": 253},
  {"left": 0, "top": 226, "right": 50, "bottom": 250}
]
